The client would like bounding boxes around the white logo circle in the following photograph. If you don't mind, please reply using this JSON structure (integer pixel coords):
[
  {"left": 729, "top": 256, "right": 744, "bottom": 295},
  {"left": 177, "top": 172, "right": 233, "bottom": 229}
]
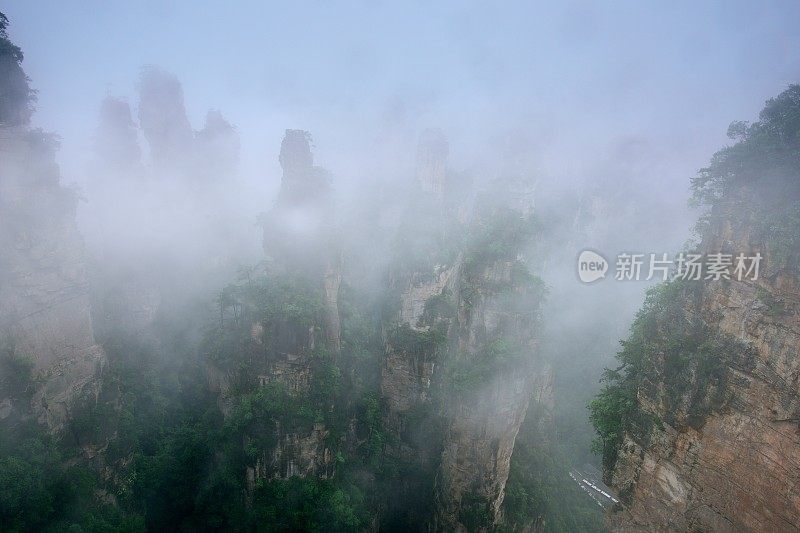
[{"left": 577, "top": 250, "right": 608, "bottom": 283}]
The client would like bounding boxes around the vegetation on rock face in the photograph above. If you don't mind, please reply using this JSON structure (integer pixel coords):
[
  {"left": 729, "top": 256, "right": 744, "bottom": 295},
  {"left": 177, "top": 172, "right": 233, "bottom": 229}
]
[
  {"left": 443, "top": 337, "right": 529, "bottom": 396},
  {"left": 0, "top": 340, "right": 35, "bottom": 402},
  {"left": 589, "top": 282, "right": 691, "bottom": 472},
  {"left": 463, "top": 205, "right": 539, "bottom": 271},
  {"left": 418, "top": 289, "right": 456, "bottom": 327},
  {"left": 503, "top": 404, "right": 605, "bottom": 532},
  {"left": 0, "top": 300, "right": 374, "bottom": 531},
  {"left": 387, "top": 323, "right": 447, "bottom": 357},
  {"left": 589, "top": 278, "right": 758, "bottom": 476}
]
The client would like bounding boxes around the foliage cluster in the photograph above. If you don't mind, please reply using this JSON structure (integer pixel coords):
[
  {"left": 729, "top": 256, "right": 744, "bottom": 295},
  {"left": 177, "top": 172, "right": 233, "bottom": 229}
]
[
  {"left": 692, "top": 85, "right": 800, "bottom": 272},
  {"left": 0, "top": 11, "right": 35, "bottom": 127},
  {"left": 502, "top": 403, "right": 605, "bottom": 533},
  {"left": 589, "top": 281, "right": 753, "bottom": 474}
]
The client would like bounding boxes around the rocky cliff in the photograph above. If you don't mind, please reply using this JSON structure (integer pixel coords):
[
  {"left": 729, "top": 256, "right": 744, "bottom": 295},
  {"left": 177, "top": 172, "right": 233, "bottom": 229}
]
[
  {"left": 0, "top": 16, "right": 105, "bottom": 433},
  {"left": 596, "top": 85, "right": 800, "bottom": 532},
  {"left": 262, "top": 129, "right": 341, "bottom": 351},
  {"left": 380, "top": 133, "right": 551, "bottom": 530},
  {"left": 0, "top": 127, "right": 105, "bottom": 432},
  {"left": 433, "top": 223, "right": 549, "bottom": 531}
]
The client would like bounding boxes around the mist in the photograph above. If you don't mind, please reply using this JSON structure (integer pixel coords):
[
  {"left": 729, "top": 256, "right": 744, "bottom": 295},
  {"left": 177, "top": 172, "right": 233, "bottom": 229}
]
[{"left": 1, "top": 2, "right": 799, "bottom": 531}]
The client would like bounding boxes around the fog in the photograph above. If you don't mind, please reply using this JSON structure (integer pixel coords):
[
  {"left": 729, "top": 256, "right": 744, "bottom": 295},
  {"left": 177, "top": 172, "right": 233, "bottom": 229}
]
[
  {"left": 8, "top": 2, "right": 798, "bottom": 188},
  {"left": 8, "top": 2, "right": 796, "bottom": 275},
  {"left": 8, "top": 0, "right": 800, "bottom": 467},
  {"left": 2, "top": 2, "right": 799, "bottom": 529}
]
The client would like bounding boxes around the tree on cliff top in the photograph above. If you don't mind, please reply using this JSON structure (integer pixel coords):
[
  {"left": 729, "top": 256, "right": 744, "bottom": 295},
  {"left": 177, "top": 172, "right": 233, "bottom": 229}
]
[
  {"left": 691, "top": 84, "right": 800, "bottom": 271},
  {"left": 0, "top": 12, "right": 35, "bottom": 127},
  {"left": 692, "top": 84, "right": 800, "bottom": 208}
]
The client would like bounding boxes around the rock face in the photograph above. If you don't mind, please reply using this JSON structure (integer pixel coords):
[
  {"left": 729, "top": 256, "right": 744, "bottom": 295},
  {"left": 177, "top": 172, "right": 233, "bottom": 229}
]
[
  {"left": 88, "top": 70, "right": 243, "bottom": 340},
  {"left": 437, "top": 371, "right": 549, "bottom": 527},
  {"left": 0, "top": 10, "right": 104, "bottom": 436},
  {"left": 136, "top": 67, "right": 241, "bottom": 183},
  {"left": 209, "top": 285, "right": 336, "bottom": 482},
  {"left": 263, "top": 130, "right": 335, "bottom": 271},
  {"left": 433, "top": 260, "right": 549, "bottom": 530},
  {"left": 381, "top": 256, "right": 549, "bottom": 531},
  {"left": 247, "top": 423, "right": 334, "bottom": 484},
  {"left": 382, "top": 268, "right": 454, "bottom": 423},
  {"left": 607, "top": 227, "right": 800, "bottom": 532},
  {"left": 603, "top": 89, "right": 800, "bottom": 532},
  {"left": 0, "top": 127, "right": 105, "bottom": 432},
  {"left": 263, "top": 129, "right": 341, "bottom": 347},
  {"left": 208, "top": 130, "right": 341, "bottom": 485},
  {"left": 380, "top": 132, "right": 550, "bottom": 530}
]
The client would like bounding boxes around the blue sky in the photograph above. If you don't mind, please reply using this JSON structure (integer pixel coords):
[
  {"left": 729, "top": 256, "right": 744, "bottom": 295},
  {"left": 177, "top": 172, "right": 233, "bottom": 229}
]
[{"left": 3, "top": 1, "right": 799, "bottom": 193}]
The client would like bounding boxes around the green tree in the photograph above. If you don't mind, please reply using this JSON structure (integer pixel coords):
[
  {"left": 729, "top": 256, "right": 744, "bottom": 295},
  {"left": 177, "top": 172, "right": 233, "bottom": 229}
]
[{"left": 0, "top": 12, "right": 35, "bottom": 126}]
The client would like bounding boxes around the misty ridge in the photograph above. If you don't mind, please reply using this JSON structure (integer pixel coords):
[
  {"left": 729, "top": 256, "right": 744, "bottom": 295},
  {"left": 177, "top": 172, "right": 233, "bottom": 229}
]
[{"left": 1, "top": 5, "right": 800, "bottom": 533}]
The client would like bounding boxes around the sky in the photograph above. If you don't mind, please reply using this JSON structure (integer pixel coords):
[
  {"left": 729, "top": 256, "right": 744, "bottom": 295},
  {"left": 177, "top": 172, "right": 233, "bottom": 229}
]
[{"left": 3, "top": 0, "right": 799, "bottom": 199}]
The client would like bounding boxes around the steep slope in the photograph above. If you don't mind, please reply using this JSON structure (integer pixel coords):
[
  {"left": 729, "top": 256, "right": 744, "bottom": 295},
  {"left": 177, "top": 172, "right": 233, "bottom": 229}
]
[
  {"left": 0, "top": 15, "right": 104, "bottom": 433},
  {"left": 380, "top": 133, "right": 550, "bottom": 530},
  {"left": 592, "top": 85, "right": 800, "bottom": 531},
  {"left": 431, "top": 207, "right": 549, "bottom": 531}
]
